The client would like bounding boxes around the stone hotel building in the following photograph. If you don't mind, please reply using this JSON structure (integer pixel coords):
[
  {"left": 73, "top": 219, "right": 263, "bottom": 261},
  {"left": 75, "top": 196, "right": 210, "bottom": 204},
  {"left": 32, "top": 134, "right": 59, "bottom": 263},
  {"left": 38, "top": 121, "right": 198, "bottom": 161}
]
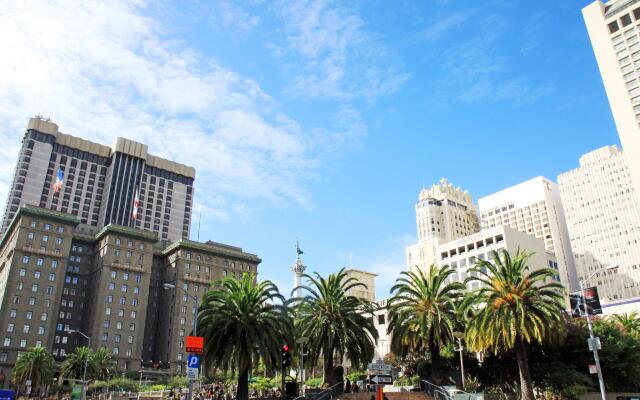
[{"left": 0, "top": 119, "right": 261, "bottom": 383}]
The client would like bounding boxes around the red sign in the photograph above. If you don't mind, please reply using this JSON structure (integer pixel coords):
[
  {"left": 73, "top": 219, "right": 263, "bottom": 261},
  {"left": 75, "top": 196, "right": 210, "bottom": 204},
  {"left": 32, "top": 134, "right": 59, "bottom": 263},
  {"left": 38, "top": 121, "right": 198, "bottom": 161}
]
[{"left": 186, "top": 336, "right": 204, "bottom": 354}]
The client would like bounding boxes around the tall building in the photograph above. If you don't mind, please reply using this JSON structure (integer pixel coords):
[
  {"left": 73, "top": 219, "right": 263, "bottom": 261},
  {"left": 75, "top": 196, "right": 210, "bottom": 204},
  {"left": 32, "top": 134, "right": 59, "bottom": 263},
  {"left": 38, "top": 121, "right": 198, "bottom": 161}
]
[
  {"left": 406, "top": 179, "right": 480, "bottom": 271},
  {"left": 0, "top": 205, "right": 260, "bottom": 382},
  {"left": 583, "top": 1, "right": 640, "bottom": 205},
  {"left": 558, "top": 145, "right": 640, "bottom": 302},
  {"left": 478, "top": 177, "right": 578, "bottom": 291},
  {"left": 344, "top": 268, "right": 377, "bottom": 302},
  {"left": 2, "top": 117, "right": 195, "bottom": 242}
]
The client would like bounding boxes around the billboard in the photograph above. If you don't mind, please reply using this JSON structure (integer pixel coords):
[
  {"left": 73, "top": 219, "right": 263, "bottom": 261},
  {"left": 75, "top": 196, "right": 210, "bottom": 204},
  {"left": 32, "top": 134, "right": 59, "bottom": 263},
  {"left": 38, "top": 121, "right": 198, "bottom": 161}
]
[{"left": 570, "top": 287, "right": 603, "bottom": 317}]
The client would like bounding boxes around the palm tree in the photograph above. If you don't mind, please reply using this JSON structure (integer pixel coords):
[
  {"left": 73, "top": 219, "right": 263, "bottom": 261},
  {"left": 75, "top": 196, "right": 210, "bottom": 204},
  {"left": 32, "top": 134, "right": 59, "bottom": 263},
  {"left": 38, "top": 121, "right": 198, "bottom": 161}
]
[
  {"left": 465, "top": 249, "right": 565, "bottom": 400},
  {"left": 609, "top": 311, "right": 640, "bottom": 334},
  {"left": 12, "top": 347, "right": 55, "bottom": 389},
  {"left": 387, "top": 265, "right": 464, "bottom": 382},
  {"left": 90, "top": 348, "right": 115, "bottom": 380},
  {"left": 60, "top": 346, "right": 92, "bottom": 381},
  {"left": 198, "top": 273, "right": 293, "bottom": 400},
  {"left": 295, "top": 268, "right": 377, "bottom": 386}
]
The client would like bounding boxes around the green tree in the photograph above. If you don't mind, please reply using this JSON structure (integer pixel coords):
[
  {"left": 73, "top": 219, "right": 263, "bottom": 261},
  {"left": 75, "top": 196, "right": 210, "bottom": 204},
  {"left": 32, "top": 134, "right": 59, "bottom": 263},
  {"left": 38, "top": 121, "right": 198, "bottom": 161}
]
[
  {"left": 387, "top": 265, "right": 464, "bottom": 382},
  {"left": 465, "top": 249, "right": 565, "bottom": 400},
  {"left": 12, "top": 347, "right": 55, "bottom": 389},
  {"left": 295, "top": 268, "right": 377, "bottom": 386},
  {"left": 198, "top": 273, "right": 293, "bottom": 400},
  {"left": 60, "top": 346, "right": 92, "bottom": 381},
  {"left": 90, "top": 347, "right": 115, "bottom": 380},
  {"left": 608, "top": 311, "right": 640, "bottom": 335}
]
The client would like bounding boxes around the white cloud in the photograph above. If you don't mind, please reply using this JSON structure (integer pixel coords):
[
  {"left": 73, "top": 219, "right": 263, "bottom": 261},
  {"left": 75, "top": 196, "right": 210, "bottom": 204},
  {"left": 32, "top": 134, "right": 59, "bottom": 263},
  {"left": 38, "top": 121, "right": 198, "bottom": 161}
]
[
  {"left": 274, "top": 0, "right": 409, "bottom": 102},
  {"left": 0, "top": 0, "right": 327, "bottom": 221}
]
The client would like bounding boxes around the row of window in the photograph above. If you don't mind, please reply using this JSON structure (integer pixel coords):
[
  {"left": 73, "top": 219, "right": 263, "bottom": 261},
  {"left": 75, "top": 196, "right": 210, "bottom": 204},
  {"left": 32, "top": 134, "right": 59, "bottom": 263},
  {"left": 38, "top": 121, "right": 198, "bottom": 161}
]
[
  {"left": 105, "top": 308, "right": 137, "bottom": 318},
  {"left": 107, "top": 283, "right": 141, "bottom": 294},
  {"left": 29, "top": 219, "right": 65, "bottom": 233},
  {"left": 22, "top": 255, "right": 58, "bottom": 268},
  {"left": 105, "top": 296, "right": 139, "bottom": 306},
  {"left": 3, "top": 338, "right": 42, "bottom": 348},
  {"left": 7, "top": 310, "right": 48, "bottom": 320},
  {"left": 102, "top": 320, "right": 136, "bottom": 331}
]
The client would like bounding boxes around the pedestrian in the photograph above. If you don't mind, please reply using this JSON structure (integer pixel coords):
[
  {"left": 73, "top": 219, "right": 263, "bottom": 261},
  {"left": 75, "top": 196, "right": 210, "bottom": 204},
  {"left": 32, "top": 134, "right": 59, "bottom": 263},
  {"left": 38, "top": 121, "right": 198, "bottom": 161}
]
[{"left": 344, "top": 379, "right": 351, "bottom": 393}]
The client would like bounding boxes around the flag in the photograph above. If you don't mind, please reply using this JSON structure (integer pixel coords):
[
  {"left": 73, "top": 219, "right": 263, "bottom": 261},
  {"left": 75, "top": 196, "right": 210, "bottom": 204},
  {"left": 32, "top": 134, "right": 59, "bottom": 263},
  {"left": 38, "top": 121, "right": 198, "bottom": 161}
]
[
  {"left": 52, "top": 168, "right": 64, "bottom": 193},
  {"left": 132, "top": 188, "right": 140, "bottom": 220}
]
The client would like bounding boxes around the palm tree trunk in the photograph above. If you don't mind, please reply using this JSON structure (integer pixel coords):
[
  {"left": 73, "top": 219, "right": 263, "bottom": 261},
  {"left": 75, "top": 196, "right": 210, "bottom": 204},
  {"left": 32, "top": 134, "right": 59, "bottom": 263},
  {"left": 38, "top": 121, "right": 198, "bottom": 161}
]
[
  {"left": 514, "top": 339, "right": 535, "bottom": 400},
  {"left": 323, "top": 351, "right": 334, "bottom": 386},
  {"left": 430, "top": 341, "right": 441, "bottom": 384},
  {"left": 237, "top": 366, "right": 250, "bottom": 400}
]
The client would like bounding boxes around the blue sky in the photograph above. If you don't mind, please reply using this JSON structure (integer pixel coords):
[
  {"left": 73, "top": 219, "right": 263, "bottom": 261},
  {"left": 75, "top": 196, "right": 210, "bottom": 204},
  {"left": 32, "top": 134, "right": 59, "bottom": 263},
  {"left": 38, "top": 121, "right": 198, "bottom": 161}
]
[{"left": 0, "top": 0, "right": 619, "bottom": 297}]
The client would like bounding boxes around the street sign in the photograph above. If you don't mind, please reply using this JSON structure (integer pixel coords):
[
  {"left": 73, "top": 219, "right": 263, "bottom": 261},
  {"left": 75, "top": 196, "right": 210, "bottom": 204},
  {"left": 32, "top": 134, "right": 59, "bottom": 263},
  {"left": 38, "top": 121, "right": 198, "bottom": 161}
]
[
  {"left": 187, "top": 367, "right": 199, "bottom": 380},
  {"left": 369, "top": 375, "right": 393, "bottom": 384},
  {"left": 587, "top": 337, "right": 602, "bottom": 351},
  {"left": 187, "top": 354, "right": 200, "bottom": 369},
  {"left": 367, "top": 362, "right": 392, "bottom": 374},
  {"left": 589, "top": 364, "right": 597, "bottom": 374},
  {"left": 186, "top": 336, "right": 204, "bottom": 354},
  {"left": 570, "top": 287, "right": 603, "bottom": 317}
]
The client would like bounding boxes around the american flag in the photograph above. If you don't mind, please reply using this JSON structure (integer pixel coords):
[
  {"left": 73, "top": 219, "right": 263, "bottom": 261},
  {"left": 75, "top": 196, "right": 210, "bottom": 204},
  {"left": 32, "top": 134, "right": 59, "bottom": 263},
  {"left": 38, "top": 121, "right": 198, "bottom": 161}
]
[
  {"left": 52, "top": 168, "right": 64, "bottom": 193},
  {"left": 132, "top": 188, "right": 140, "bottom": 220}
]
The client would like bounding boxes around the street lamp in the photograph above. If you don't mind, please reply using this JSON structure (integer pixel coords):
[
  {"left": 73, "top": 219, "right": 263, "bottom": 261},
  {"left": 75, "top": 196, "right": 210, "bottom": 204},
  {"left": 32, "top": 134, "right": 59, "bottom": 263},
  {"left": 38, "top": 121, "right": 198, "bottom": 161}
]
[
  {"left": 453, "top": 332, "right": 465, "bottom": 390},
  {"left": 296, "top": 337, "right": 309, "bottom": 396},
  {"left": 65, "top": 329, "right": 92, "bottom": 400},
  {"left": 163, "top": 282, "right": 199, "bottom": 400},
  {"left": 579, "top": 265, "right": 618, "bottom": 400}
]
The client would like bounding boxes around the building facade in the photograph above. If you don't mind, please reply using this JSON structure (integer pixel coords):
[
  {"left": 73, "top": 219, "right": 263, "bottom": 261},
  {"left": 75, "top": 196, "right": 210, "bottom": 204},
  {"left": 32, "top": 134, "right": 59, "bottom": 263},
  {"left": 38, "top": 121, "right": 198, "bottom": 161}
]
[
  {"left": 583, "top": 0, "right": 640, "bottom": 207},
  {"left": 0, "top": 205, "right": 260, "bottom": 382},
  {"left": 406, "top": 179, "right": 480, "bottom": 272},
  {"left": 2, "top": 117, "right": 195, "bottom": 242},
  {"left": 436, "top": 225, "right": 560, "bottom": 291},
  {"left": 558, "top": 146, "right": 640, "bottom": 302},
  {"left": 477, "top": 176, "right": 578, "bottom": 292},
  {"left": 344, "top": 268, "right": 377, "bottom": 302}
]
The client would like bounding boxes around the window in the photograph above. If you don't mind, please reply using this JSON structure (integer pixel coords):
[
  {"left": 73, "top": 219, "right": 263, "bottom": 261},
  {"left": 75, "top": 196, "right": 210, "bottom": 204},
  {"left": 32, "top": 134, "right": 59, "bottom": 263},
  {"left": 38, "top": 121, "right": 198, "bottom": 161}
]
[
  {"left": 108, "top": 283, "right": 115, "bottom": 290},
  {"left": 107, "top": 295, "right": 113, "bottom": 303},
  {"left": 31, "top": 220, "right": 37, "bottom": 228},
  {"left": 0, "top": 353, "right": 7, "bottom": 362},
  {"left": 132, "top": 298, "right": 138, "bottom": 306},
  {"left": 622, "top": 13, "right": 633, "bottom": 27},
  {"left": 38, "top": 326, "right": 45, "bottom": 335},
  {"left": 127, "top": 335, "right": 133, "bottom": 344},
  {"left": 23, "top": 325, "right": 30, "bottom": 334},
  {"left": 23, "top": 255, "right": 29, "bottom": 264},
  {"left": 6, "top": 324, "right": 14, "bottom": 333},
  {"left": 44, "top": 223, "right": 51, "bottom": 231},
  {"left": 179, "top": 329, "right": 185, "bottom": 337},
  {"left": 115, "top": 238, "right": 121, "bottom": 245},
  {"left": 133, "top": 287, "right": 140, "bottom": 294},
  {"left": 131, "top": 311, "right": 137, "bottom": 318},
  {"left": 36, "top": 258, "right": 44, "bottom": 266},
  {"left": 26, "top": 312, "right": 32, "bottom": 320},
  {"left": 31, "top": 284, "right": 38, "bottom": 292},
  {"left": 111, "top": 271, "right": 117, "bottom": 279},
  {"left": 46, "top": 286, "right": 53, "bottom": 294},
  {"left": 116, "top": 321, "right": 122, "bottom": 330},
  {"left": 106, "top": 307, "right": 111, "bottom": 315},
  {"left": 49, "top": 273, "right": 56, "bottom": 281},
  {"left": 180, "top": 317, "right": 185, "bottom": 325},
  {"left": 101, "top": 333, "right": 108, "bottom": 341},
  {"left": 42, "top": 235, "right": 48, "bottom": 242},
  {"left": 41, "top": 313, "right": 47, "bottom": 321},
  {"left": 113, "top": 347, "right": 119, "bottom": 355},
  {"left": 10, "top": 310, "right": 16, "bottom": 318},
  {"left": 57, "top": 226, "right": 64, "bottom": 233},
  {"left": 609, "top": 20, "right": 620, "bottom": 34},
  {"left": 20, "top": 339, "right": 27, "bottom": 348},
  {"left": 118, "top": 309, "right": 124, "bottom": 317},
  {"left": 35, "top": 340, "right": 42, "bottom": 348},
  {"left": 115, "top": 334, "right": 121, "bottom": 343},
  {"left": 121, "top": 285, "right": 128, "bottom": 292},
  {"left": 55, "top": 237, "right": 63, "bottom": 245},
  {"left": 19, "top": 268, "right": 26, "bottom": 277},
  {"left": 51, "top": 260, "right": 58, "bottom": 269},
  {"left": 123, "top": 273, "right": 129, "bottom": 281},
  {"left": 129, "top": 323, "right": 135, "bottom": 331},
  {"left": 34, "top": 271, "right": 41, "bottom": 279},
  {"left": 62, "top": 336, "right": 68, "bottom": 344},
  {"left": 16, "top": 282, "right": 23, "bottom": 290},
  {"left": 103, "top": 320, "right": 110, "bottom": 328},
  {"left": 29, "top": 297, "right": 36, "bottom": 306},
  {"left": 3, "top": 338, "right": 10, "bottom": 346},
  {"left": 120, "top": 297, "right": 126, "bottom": 305}
]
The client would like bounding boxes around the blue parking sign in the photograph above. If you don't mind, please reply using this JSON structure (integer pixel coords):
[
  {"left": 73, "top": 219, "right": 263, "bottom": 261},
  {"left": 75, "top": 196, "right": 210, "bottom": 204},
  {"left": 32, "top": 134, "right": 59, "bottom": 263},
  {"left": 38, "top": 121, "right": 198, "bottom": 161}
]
[{"left": 187, "top": 354, "right": 200, "bottom": 369}]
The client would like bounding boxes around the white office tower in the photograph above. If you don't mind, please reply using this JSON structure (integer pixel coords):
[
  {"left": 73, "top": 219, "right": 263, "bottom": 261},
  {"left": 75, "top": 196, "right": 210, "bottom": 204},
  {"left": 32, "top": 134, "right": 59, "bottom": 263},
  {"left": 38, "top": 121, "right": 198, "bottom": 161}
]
[
  {"left": 478, "top": 177, "right": 578, "bottom": 291},
  {"left": 406, "top": 178, "right": 480, "bottom": 271},
  {"left": 558, "top": 146, "right": 640, "bottom": 302},
  {"left": 583, "top": 1, "right": 640, "bottom": 206}
]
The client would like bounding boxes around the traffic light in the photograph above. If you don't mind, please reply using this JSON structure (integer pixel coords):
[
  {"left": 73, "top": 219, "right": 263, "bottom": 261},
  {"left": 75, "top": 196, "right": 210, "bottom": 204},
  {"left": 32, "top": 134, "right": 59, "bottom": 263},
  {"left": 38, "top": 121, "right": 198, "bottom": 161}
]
[{"left": 281, "top": 344, "right": 291, "bottom": 369}]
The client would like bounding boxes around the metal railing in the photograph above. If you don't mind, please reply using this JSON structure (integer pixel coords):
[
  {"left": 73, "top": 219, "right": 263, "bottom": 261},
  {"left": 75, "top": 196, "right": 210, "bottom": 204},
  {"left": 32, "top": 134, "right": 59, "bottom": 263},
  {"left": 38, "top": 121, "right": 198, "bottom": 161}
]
[
  {"left": 419, "top": 380, "right": 454, "bottom": 400},
  {"left": 313, "top": 382, "right": 344, "bottom": 400}
]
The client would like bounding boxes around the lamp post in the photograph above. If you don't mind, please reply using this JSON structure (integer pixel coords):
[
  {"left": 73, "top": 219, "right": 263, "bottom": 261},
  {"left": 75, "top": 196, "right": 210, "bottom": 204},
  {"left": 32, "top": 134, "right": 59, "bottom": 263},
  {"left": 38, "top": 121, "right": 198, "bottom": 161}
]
[
  {"left": 296, "top": 337, "right": 308, "bottom": 396},
  {"left": 453, "top": 332, "right": 465, "bottom": 390},
  {"left": 579, "top": 265, "right": 618, "bottom": 400},
  {"left": 164, "top": 283, "right": 199, "bottom": 400},
  {"left": 65, "top": 329, "right": 92, "bottom": 400}
]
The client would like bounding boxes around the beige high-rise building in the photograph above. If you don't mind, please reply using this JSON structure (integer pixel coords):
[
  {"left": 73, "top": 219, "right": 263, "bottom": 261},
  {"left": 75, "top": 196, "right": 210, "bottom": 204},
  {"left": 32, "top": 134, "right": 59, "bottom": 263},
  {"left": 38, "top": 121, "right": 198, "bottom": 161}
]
[
  {"left": 558, "top": 145, "right": 640, "bottom": 302},
  {"left": 478, "top": 177, "right": 578, "bottom": 292},
  {"left": 406, "top": 179, "right": 480, "bottom": 271},
  {"left": 583, "top": 1, "right": 640, "bottom": 206}
]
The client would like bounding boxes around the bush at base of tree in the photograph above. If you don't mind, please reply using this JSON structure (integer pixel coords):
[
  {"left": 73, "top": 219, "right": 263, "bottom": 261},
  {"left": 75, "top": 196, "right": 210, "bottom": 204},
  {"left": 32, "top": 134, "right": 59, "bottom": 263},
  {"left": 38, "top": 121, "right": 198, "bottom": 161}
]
[{"left": 304, "top": 378, "right": 323, "bottom": 389}]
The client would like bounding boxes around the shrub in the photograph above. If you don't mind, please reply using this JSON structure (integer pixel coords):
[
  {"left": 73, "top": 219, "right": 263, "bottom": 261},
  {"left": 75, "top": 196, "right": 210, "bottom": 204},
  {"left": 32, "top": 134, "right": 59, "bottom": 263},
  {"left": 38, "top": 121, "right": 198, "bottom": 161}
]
[{"left": 305, "top": 377, "right": 323, "bottom": 389}]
